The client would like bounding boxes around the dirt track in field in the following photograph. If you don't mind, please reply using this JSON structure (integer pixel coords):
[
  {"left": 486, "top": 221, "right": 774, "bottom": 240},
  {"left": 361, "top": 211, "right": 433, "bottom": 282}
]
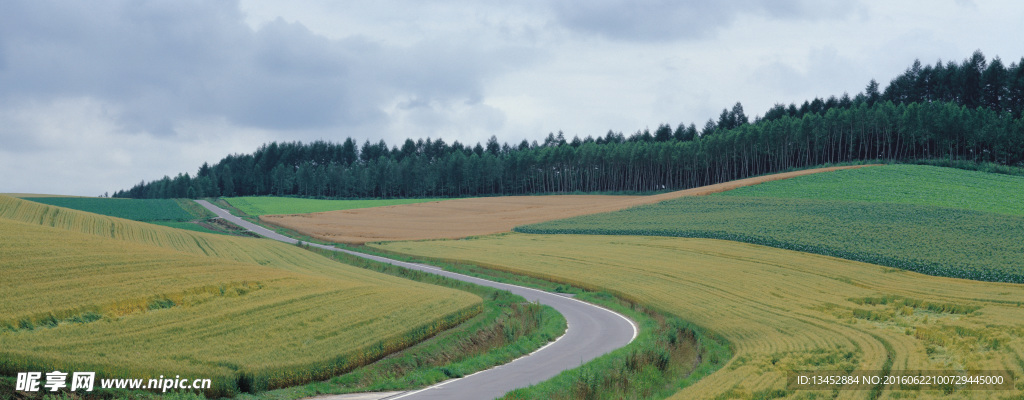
[{"left": 261, "top": 165, "right": 879, "bottom": 244}]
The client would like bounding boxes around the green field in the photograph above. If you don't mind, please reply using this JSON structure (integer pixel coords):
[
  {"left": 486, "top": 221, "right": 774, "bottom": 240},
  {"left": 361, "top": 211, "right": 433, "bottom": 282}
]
[
  {"left": 0, "top": 193, "right": 86, "bottom": 198},
  {"left": 516, "top": 165, "right": 1024, "bottom": 283},
  {"left": 224, "top": 196, "right": 448, "bottom": 216},
  {"left": 22, "top": 197, "right": 207, "bottom": 221},
  {"left": 20, "top": 197, "right": 227, "bottom": 235},
  {"left": 720, "top": 164, "right": 1024, "bottom": 215}
]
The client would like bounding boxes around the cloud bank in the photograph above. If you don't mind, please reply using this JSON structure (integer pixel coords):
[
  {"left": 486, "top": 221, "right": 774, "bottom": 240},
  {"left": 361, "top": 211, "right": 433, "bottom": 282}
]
[{"left": 0, "top": 0, "right": 1021, "bottom": 195}]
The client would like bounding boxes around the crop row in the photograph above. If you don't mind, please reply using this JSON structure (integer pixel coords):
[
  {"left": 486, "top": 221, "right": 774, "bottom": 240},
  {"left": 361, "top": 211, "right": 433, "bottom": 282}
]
[
  {"left": 22, "top": 197, "right": 203, "bottom": 221},
  {"left": 718, "top": 164, "right": 1024, "bottom": 216},
  {"left": 515, "top": 196, "right": 1024, "bottom": 283}
]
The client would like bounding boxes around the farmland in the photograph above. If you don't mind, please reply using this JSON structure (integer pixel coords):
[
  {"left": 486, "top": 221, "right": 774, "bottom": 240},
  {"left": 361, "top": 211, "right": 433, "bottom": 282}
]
[
  {"left": 0, "top": 193, "right": 85, "bottom": 198},
  {"left": 517, "top": 165, "right": 1024, "bottom": 283},
  {"left": 375, "top": 233, "right": 1024, "bottom": 399},
  {"left": 20, "top": 197, "right": 226, "bottom": 235},
  {"left": 22, "top": 197, "right": 208, "bottom": 221},
  {"left": 719, "top": 164, "right": 1024, "bottom": 216},
  {"left": 224, "top": 196, "right": 447, "bottom": 216},
  {"left": 0, "top": 195, "right": 482, "bottom": 396},
  {"left": 261, "top": 166, "right": 870, "bottom": 243}
]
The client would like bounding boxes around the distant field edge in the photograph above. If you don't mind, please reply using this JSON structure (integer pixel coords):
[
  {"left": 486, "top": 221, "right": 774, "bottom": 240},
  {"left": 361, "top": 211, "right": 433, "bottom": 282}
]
[
  {"left": 637, "top": 163, "right": 882, "bottom": 204},
  {"left": 0, "top": 193, "right": 88, "bottom": 198},
  {"left": 254, "top": 164, "right": 882, "bottom": 245},
  {"left": 223, "top": 196, "right": 450, "bottom": 216}
]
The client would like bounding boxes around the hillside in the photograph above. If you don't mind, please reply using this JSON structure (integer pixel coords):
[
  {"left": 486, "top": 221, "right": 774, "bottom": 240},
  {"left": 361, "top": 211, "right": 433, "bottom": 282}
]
[
  {"left": 376, "top": 234, "right": 1024, "bottom": 399},
  {"left": 517, "top": 165, "right": 1024, "bottom": 282},
  {"left": 20, "top": 197, "right": 204, "bottom": 221},
  {"left": 0, "top": 195, "right": 481, "bottom": 395},
  {"left": 259, "top": 166, "right": 867, "bottom": 244},
  {"left": 719, "top": 164, "right": 1024, "bottom": 216},
  {"left": 376, "top": 165, "right": 1024, "bottom": 398}
]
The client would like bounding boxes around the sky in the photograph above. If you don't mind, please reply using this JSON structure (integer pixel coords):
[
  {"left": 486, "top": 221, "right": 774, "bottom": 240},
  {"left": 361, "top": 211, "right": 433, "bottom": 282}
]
[{"left": 2, "top": 0, "right": 1023, "bottom": 196}]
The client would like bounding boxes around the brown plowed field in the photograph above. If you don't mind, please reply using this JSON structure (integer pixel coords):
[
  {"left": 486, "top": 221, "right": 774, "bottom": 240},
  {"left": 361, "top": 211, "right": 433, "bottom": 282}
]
[{"left": 262, "top": 165, "right": 878, "bottom": 244}]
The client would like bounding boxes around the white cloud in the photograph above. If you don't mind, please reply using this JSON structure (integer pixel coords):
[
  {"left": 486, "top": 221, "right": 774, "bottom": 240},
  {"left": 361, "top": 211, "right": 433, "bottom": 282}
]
[
  {"left": 550, "top": 0, "right": 863, "bottom": 42},
  {"left": 0, "top": 0, "right": 537, "bottom": 136},
  {"left": 0, "top": 97, "right": 277, "bottom": 196},
  {"left": 752, "top": 47, "right": 867, "bottom": 100},
  {"left": 2, "top": 0, "right": 1024, "bottom": 195}
]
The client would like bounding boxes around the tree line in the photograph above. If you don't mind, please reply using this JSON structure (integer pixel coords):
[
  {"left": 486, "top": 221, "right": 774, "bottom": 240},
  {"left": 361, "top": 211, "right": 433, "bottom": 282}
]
[
  {"left": 759, "top": 50, "right": 1024, "bottom": 123},
  {"left": 115, "top": 51, "right": 1024, "bottom": 200}
]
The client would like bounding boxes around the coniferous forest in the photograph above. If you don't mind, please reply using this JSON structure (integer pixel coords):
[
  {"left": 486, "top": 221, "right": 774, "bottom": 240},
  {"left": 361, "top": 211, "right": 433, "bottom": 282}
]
[{"left": 116, "top": 51, "right": 1024, "bottom": 199}]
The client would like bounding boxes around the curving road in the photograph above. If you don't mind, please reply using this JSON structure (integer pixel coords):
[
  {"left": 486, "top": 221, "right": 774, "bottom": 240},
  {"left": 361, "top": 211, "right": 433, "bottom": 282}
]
[{"left": 196, "top": 200, "right": 637, "bottom": 400}]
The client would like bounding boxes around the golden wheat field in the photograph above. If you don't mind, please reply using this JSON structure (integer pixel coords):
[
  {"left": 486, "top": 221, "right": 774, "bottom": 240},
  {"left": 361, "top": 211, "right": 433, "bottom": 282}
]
[
  {"left": 0, "top": 196, "right": 481, "bottom": 395},
  {"left": 375, "top": 233, "right": 1024, "bottom": 399},
  {"left": 261, "top": 166, "right": 872, "bottom": 244}
]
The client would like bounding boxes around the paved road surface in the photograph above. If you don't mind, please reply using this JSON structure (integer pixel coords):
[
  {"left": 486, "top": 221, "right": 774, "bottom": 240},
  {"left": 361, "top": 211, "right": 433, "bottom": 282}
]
[{"left": 196, "top": 200, "right": 637, "bottom": 400}]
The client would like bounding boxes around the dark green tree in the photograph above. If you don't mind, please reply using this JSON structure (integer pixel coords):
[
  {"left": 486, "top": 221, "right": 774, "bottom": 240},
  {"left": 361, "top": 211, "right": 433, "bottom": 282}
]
[
  {"left": 866, "top": 79, "right": 881, "bottom": 106},
  {"left": 654, "top": 124, "right": 674, "bottom": 142}
]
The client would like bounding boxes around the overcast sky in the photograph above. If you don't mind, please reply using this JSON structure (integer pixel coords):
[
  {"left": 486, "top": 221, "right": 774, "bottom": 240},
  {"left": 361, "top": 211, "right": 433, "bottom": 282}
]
[{"left": 2, "top": 0, "right": 1022, "bottom": 196}]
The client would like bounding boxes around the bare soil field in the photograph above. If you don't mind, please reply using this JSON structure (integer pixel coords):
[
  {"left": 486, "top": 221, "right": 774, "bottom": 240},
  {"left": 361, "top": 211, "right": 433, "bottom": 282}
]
[{"left": 261, "top": 165, "right": 876, "bottom": 244}]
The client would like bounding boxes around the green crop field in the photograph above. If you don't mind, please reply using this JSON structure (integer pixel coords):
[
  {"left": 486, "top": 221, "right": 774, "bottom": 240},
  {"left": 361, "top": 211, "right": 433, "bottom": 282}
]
[
  {"left": 224, "top": 196, "right": 448, "bottom": 216},
  {"left": 0, "top": 193, "right": 86, "bottom": 198},
  {"left": 517, "top": 165, "right": 1024, "bottom": 283},
  {"left": 720, "top": 164, "right": 1024, "bottom": 216},
  {"left": 22, "top": 197, "right": 207, "bottom": 221},
  {"left": 0, "top": 195, "right": 481, "bottom": 396},
  {"left": 21, "top": 197, "right": 228, "bottom": 235}
]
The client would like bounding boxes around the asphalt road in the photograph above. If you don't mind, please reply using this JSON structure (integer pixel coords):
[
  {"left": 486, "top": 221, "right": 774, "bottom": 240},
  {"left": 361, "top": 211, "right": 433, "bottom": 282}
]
[{"left": 195, "top": 200, "right": 638, "bottom": 400}]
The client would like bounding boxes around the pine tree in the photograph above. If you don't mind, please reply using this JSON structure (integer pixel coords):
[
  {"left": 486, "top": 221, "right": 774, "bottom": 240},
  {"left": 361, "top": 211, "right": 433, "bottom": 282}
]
[
  {"left": 866, "top": 79, "right": 881, "bottom": 106},
  {"left": 731, "top": 102, "right": 748, "bottom": 126},
  {"left": 982, "top": 57, "right": 1008, "bottom": 111},
  {"left": 486, "top": 135, "right": 501, "bottom": 155},
  {"left": 962, "top": 50, "right": 987, "bottom": 108},
  {"left": 654, "top": 124, "right": 674, "bottom": 142},
  {"left": 701, "top": 119, "right": 717, "bottom": 137}
]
